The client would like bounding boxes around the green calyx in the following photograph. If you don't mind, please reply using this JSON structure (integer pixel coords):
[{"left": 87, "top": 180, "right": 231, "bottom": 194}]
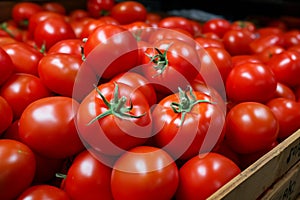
[
  {"left": 170, "top": 86, "right": 214, "bottom": 126},
  {"left": 87, "top": 83, "right": 146, "bottom": 126},
  {"left": 0, "top": 22, "right": 14, "bottom": 38}
]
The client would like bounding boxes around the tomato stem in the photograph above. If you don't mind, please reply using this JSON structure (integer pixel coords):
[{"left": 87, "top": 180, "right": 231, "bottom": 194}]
[
  {"left": 87, "top": 83, "right": 146, "bottom": 126},
  {"left": 170, "top": 86, "right": 213, "bottom": 126},
  {"left": 0, "top": 22, "right": 15, "bottom": 38}
]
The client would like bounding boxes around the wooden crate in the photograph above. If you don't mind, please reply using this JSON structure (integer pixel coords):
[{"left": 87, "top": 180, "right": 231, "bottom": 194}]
[{"left": 208, "top": 129, "right": 300, "bottom": 200}]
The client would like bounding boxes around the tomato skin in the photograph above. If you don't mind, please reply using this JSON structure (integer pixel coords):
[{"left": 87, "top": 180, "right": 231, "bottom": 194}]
[
  {"left": 256, "top": 45, "right": 285, "bottom": 64},
  {"left": 110, "top": 1, "right": 147, "bottom": 25},
  {"left": 230, "top": 20, "right": 256, "bottom": 32},
  {"left": 282, "top": 30, "right": 300, "bottom": 49},
  {"left": 0, "top": 139, "right": 36, "bottom": 200},
  {"left": 272, "top": 82, "right": 296, "bottom": 101},
  {"left": 266, "top": 98, "right": 300, "bottom": 141},
  {"left": 249, "top": 33, "right": 284, "bottom": 54},
  {"left": 0, "top": 96, "right": 13, "bottom": 135},
  {"left": 47, "top": 39, "right": 83, "bottom": 57},
  {"left": 87, "top": 0, "right": 115, "bottom": 18},
  {"left": 76, "top": 82, "right": 152, "bottom": 157},
  {"left": 19, "top": 96, "right": 85, "bottom": 159},
  {"left": 17, "top": 185, "right": 70, "bottom": 200},
  {"left": 158, "top": 16, "right": 195, "bottom": 36},
  {"left": 226, "top": 62, "right": 277, "bottom": 103},
  {"left": 2, "top": 42, "right": 43, "bottom": 76},
  {"left": 268, "top": 50, "right": 300, "bottom": 87},
  {"left": 38, "top": 53, "right": 83, "bottom": 97},
  {"left": 225, "top": 102, "right": 279, "bottom": 154},
  {"left": 42, "top": 2, "right": 66, "bottom": 15},
  {"left": 0, "top": 73, "right": 52, "bottom": 119},
  {"left": 202, "top": 18, "right": 231, "bottom": 38},
  {"left": 62, "top": 150, "right": 113, "bottom": 200},
  {"left": 0, "top": 46, "right": 15, "bottom": 86},
  {"left": 195, "top": 36, "right": 224, "bottom": 49},
  {"left": 111, "top": 146, "right": 179, "bottom": 200},
  {"left": 176, "top": 152, "right": 241, "bottom": 200}
]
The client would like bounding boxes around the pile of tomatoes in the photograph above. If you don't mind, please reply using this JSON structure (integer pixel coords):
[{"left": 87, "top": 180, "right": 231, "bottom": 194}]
[{"left": 1, "top": 0, "right": 300, "bottom": 199}]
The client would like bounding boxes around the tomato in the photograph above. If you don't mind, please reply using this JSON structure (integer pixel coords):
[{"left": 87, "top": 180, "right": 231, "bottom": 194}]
[
  {"left": 0, "top": 21, "right": 23, "bottom": 41},
  {"left": 12, "top": 2, "right": 44, "bottom": 29},
  {"left": 87, "top": 0, "right": 115, "bottom": 18},
  {"left": 0, "top": 96, "right": 13, "bottom": 135},
  {"left": 268, "top": 50, "right": 300, "bottom": 87},
  {"left": 34, "top": 17, "right": 76, "bottom": 50},
  {"left": 256, "top": 45, "right": 285, "bottom": 64},
  {"left": 47, "top": 39, "right": 83, "bottom": 57},
  {"left": 38, "top": 53, "right": 83, "bottom": 97},
  {"left": 0, "top": 36, "right": 18, "bottom": 47},
  {"left": 225, "top": 102, "right": 279, "bottom": 154},
  {"left": 69, "top": 9, "right": 90, "bottom": 21},
  {"left": 142, "top": 38, "right": 200, "bottom": 94},
  {"left": 195, "top": 36, "right": 224, "bottom": 49},
  {"left": 62, "top": 150, "right": 113, "bottom": 200},
  {"left": 266, "top": 97, "right": 300, "bottom": 141},
  {"left": 0, "top": 73, "right": 52, "bottom": 119},
  {"left": 42, "top": 2, "right": 66, "bottom": 15},
  {"left": 2, "top": 42, "right": 43, "bottom": 76},
  {"left": 152, "top": 86, "right": 225, "bottom": 161},
  {"left": 19, "top": 96, "right": 85, "bottom": 159},
  {"left": 76, "top": 82, "right": 152, "bottom": 157},
  {"left": 222, "top": 29, "right": 255, "bottom": 56},
  {"left": 0, "top": 139, "right": 36, "bottom": 200},
  {"left": 158, "top": 16, "right": 195, "bottom": 36},
  {"left": 249, "top": 33, "right": 284, "bottom": 54},
  {"left": 110, "top": 1, "right": 147, "bottom": 25},
  {"left": 230, "top": 20, "right": 256, "bottom": 32},
  {"left": 175, "top": 152, "right": 241, "bottom": 200},
  {"left": 231, "top": 55, "right": 262, "bottom": 68},
  {"left": 0, "top": 46, "right": 14, "bottom": 85},
  {"left": 17, "top": 185, "right": 70, "bottom": 200},
  {"left": 122, "top": 21, "right": 152, "bottom": 41},
  {"left": 190, "top": 19, "right": 202, "bottom": 38},
  {"left": 111, "top": 146, "right": 179, "bottom": 200},
  {"left": 226, "top": 62, "right": 277, "bottom": 103},
  {"left": 83, "top": 24, "right": 138, "bottom": 80},
  {"left": 282, "top": 30, "right": 300, "bottom": 49},
  {"left": 272, "top": 82, "right": 296, "bottom": 101},
  {"left": 256, "top": 27, "right": 283, "bottom": 38},
  {"left": 202, "top": 18, "right": 231, "bottom": 38}
]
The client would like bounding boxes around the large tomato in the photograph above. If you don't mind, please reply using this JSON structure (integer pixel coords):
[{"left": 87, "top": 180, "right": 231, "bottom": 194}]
[
  {"left": 19, "top": 96, "right": 85, "bottom": 159},
  {"left": 17, "top": 185, "right": 70, "bottom": 200},
  {"left": 152, "top": 86, "right": 225, "bottom": 161},
  {"left": 0, "top": 96, "right": 13, "bottom": 135},
  {"left": 111, "top": 146, "right": 179, "bottom": 200},
  {"left": 76, "top": 82, "right": 152, "bottom": 157},
  {"left": 225, "top": 102, "right": 279, "bottom": 154},
  {"left": 175, "top": 152, "right": 241, "bottom": 200},
  {"left": 62, "top": 150, "right": 113, "bottom": 200},
  {"left": 47, "top": 39, "right": 83, "bottom": 57},
  {"left": 0, "top": 139, "right": 36, "bottom": 200}
]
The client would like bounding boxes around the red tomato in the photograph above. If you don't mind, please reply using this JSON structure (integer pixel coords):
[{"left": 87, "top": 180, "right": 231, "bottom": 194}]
[
  {"left": 76, "top": 82, "right": 152, "bottom": 157},
  {"left": 226, "top": 62, "right": 277, "bottom": 103},
  {"left": 0, "top": 46, "right": 15, "bottom": 85},
  {"left": 34, "top": 17, "right": 76, "bottom": 50},
  {"left": 256, "top": 27, "right": 283, "bottom": 38},
  {"left": 62, "top": 150, "right": 113, "bottom": 200},
  {"left": 17, "top": 185, "right": 70, "bottom": 200},
  {"left": 0, "top": 139, "right": 36, "bottom": 200},
  {"left": 0, "top": 21, "right": 23, "bottom": 41},
  {"left": 268, "top": 50, "right": 300, "bottom": 87},
  {"left": 69, "top": 9, "right": 90, "bottom": 21},
  {"left": 38, "top": 53, "right": 83, "bottom": 97},
  {"left": 158, "top": 16, "right": 195, "bottom": 36},
  {"left": 47, "top": 39, "right": 83, "bottom": 56},
  {"left": 231, "top": 55, "right": 262, "bottom": 68},
  {"left": 282, "top": 30, "right": 300, "bottom": 48},
  {"left": 176, "top": 152, "right": 241, "bottom": 200},
  {"left": 42, "top": 2, "right": 66, "bottom": 15},
  {"left": 225, "top": 102, "right": 279, "bottom": 154},
  {"left": 19, "top": 96, "right": 85, "bottom": 159},
  {"left": 190, "top": 19, "right": 202, "bottom": 38},
  {"left": 83, "top": 24, "right": 138, "bottom": 80},
  {"left": 12, "top": 2, "right": 44, "bottom": 29},
  {"left": 0, "top": 73, "right": 52, "bottom": 119},
  {"left": 0, "top": 96, "right": 13, "bottom": 135},
  {"left": 266, "top": 98, "right": 300, "bottom": 141},
  {"left": 87, "top": 0, "right": 115, "bottom": 18},
  {"left": 110, "top": 1, "right": 147, "bottom": 25},
  {"left": 195, "top": 36, "right": 224, "bottom": 49},
  {"left": 272, "top": 82, "right": 296, "bottom": 101},
  {"left": 202, "top": 18, "right": 231, "bottom": 38},
  {"left": 2, "top": 42, "right": 43, "bottom": 76},
  {"left": 230, "top": 20, "right": 256, "bottom": 32},
  {"left": 152, "top": 86, "right": 225, "bottom": 160},
  {"left": 111, "top": 146, "right": 179, "bottom": 200},
  {"left": 249, "top": 33, "right": 284, "bottom": 54},
  {"left": 256, "top": 45, "right": 285, "bottom": 64}
]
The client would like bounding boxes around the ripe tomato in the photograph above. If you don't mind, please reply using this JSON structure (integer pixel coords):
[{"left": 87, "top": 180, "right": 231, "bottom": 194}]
[
  {"left": 231, "top": 55, "right": 262, "bottom": 68},
  {"left": 152, "top": 86, "right": 225, "bottom": 160},
  {"left": 202, "top": 18, "right": 231, "bottom": 38},
  {"left": 272, "top": 82, "right": 296, "bottom": 100},
  {"left": 0, "top": 96, "right": 13, "bottom": 135},
  {"left": 266, "top": 97, "right": 300, "bottom": 141},
  {"left": 225, "top": 102, "right": 279, "bottom": 154},
  {"left": 110, "top": 1, "right": 147, "bottom": 25},
  {"left": 249, "top": 33, "right": 284, "bottom": 54},
  {"left": 0, "top": 73, "right": 52, "bottom": 119},
  {"left": 0, "top": 46, "right": 14, "bottom": 85},
  {"left": 195, "top": 36, "right": 224, "bottom": 49},
  {"left": 76, "top": 82, "right": 152, "bottom": 157},
  {"left": 256, "top": 45, "right": 285, "bottom": 64},
  {"left": 158, "top": 16, "right": 195, "bottom": 36},
  {"left": 47, "top": 39, "right": 83, "bottom": 57},
  {"left": 0, "top": 21, "right": 23, "bottom": 41},
  {"left": 42, "top": 2, "right": 66, "bottom": 15},
  {"left": 38, "top": 53, "right": 83, "bottom": 97},
  {"left": 83, "top": 24, "right": 138, "bottom": 80},
  {"left": 282, "top": 30, "right": 300, "bottom": 48},
  {"left": 226, "top": 62, "right": 277, "bottom": 103},
  {"left": 17, "top": 184, "right": 70, "bottom": 200},
  {"left": 0, "top": 139, "right": 36, "bottom": 200},
  {"left": 62, "top": 150, "right": 113, "bottom": 200},
  {"left": 268, "top": 50, "right": 300, "bottom": 87},
  {"left": 19, "top": 96, "right": 85, "bottom": 159},
  {"left": 176, "top": 152, "right": 241, "bottom": 200},
  {"left": 111, "top": 146, "right": 179, "bottom": 200},
  {"left": 230, "top": 20, "right": 256, "bottom": 32},
  {"left": 87, "top": 0, "right": 115, "bottom": 18}
]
